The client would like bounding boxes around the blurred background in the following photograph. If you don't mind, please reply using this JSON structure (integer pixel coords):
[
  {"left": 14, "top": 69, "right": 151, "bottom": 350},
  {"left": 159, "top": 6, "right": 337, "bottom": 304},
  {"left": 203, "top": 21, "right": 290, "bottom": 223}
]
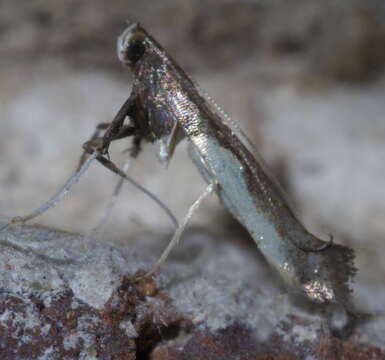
[{"left": 1, "top": 0, "right": 385, "bottom": 311}]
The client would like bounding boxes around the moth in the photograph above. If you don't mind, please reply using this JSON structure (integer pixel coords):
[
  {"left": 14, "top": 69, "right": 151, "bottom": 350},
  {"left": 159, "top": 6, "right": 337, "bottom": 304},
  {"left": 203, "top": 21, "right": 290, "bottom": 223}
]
[{"left": 2, "top": 23, "right": 356, "bottom": 307}]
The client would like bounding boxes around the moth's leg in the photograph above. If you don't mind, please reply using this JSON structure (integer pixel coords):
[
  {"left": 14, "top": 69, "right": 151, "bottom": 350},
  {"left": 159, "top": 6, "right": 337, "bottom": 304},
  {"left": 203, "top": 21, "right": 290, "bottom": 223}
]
[
  {"left": 84, "top": 153, "right": 178, "bottom": 227},
  {"left": 77, "top": 123, "right": 110, "bottom": 171},
  {"left": 0, "top": 152, "right": 98, "bottom": 232},
  {"left": 100, "top": 96, "right": 136, "bottom": 155},
  {"left": 5, "top": 123, "right": 135, "bottom": 230},
  {"left": 0, "top": 100, "right": 136, "bottom": 231},
  {"left": 0, "top": 98, "right": 138, "bottom": 233},
  {"left": 79, "top": 96, "right": 136, "bottom": 164},
  {"left": 86, "top": 134, "right": 142, "bottom": 237},
  {"left": 88, "top": 158, "right": 132, "bottom": 237},
  {"left": 81, "top": 116, "right": 136, "bottom": 155},
  {"left": 80, "top": 101, "right": 178, "bottom": 229},
  {"left": 82, "top": 124, "right": 136, "bottom": 154},
  {"left": 105, "top": 125, "right": 142, "bottom": 157},
  {"left": 140, "top": 181, "right": 218, "bottom": 279},
  {"left": 85, "top": 126, "right": 143, "bottom": 239}
]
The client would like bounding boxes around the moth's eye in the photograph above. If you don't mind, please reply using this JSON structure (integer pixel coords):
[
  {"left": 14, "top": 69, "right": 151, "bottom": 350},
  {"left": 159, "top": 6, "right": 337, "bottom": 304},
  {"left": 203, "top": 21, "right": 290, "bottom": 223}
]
[{"left": 125, "top": 36, "right": 146, "bottom": 63}]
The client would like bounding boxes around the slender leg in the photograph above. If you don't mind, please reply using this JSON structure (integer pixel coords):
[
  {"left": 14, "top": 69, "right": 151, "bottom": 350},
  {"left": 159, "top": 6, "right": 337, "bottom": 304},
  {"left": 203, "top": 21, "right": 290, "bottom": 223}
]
[
  {"left": 87, "top": 158, "right": 132, "bottom": 237},
  {"left": 79, "top": 121, "right": 136, "bottom": 166},
  {"left": 78, "top": 99, "right": 179, "bottom": 230},
  {"left": 0, "top": 97, "right": 139, "bottom": 233},
  {"left": 100, "top": 96, "right": 136, "bottom": 155},
  {"left": 77, "top": 123, "right": 110, "bottom": 171},
  {"left": 79, "top": 96, "right": 136, "bottom": 166},
  {"left": 85, "top": 132, "right": 141, "bottom": 237},
  {"left": 81, "top": 150, "right": 178, "bottom": 228},
  {"left": 82, "top": 124, "right": 136, "bottom": 157},
  {"left": 140, "top": 181, "right": 217, "bottom": 279},
  {"left": 0, "top": 152, "right": 98, "bottom": 232}
]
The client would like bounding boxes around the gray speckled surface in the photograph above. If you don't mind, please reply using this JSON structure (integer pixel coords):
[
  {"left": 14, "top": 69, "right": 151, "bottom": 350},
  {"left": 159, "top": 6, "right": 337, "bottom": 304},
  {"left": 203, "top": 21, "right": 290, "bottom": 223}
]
[{"left": 1, "top": 224, "right": 385, "bottom": 358}]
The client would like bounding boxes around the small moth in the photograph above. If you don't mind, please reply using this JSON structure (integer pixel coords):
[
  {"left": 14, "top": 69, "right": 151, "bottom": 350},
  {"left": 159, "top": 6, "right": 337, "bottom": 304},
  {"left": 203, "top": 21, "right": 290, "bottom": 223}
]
[
  {"left": 86, "top": 23, "right": 356, "bottom": 306},
  {"left": 3, "top": 23, "right": 356, "bottom": 307}
]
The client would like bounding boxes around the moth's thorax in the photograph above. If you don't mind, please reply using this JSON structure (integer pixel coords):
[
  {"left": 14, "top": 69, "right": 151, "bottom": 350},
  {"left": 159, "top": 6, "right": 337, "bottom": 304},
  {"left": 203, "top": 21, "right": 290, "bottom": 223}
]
[{"left": 129, "top": 41, "right": 206, "bottom": 163}]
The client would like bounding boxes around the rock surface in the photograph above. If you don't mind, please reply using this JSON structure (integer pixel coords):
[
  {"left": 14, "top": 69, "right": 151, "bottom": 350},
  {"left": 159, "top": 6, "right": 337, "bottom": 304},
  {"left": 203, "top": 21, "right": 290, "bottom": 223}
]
[{"left": 0, "top": 224, "right": 384, "bottom": 359}]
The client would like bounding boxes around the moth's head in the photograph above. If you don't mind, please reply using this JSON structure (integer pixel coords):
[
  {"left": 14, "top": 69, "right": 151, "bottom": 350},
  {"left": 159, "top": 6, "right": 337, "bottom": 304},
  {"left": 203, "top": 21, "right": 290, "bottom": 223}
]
[{"left": 117, "top": 23, "right": 150, "bottom": 68}]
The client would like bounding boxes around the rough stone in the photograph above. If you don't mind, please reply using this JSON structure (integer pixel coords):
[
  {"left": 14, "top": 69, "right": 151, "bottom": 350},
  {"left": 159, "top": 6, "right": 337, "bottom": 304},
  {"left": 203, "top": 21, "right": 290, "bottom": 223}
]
[{"left": 0, "top": 224, "right": 384, "bottom": 359}]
